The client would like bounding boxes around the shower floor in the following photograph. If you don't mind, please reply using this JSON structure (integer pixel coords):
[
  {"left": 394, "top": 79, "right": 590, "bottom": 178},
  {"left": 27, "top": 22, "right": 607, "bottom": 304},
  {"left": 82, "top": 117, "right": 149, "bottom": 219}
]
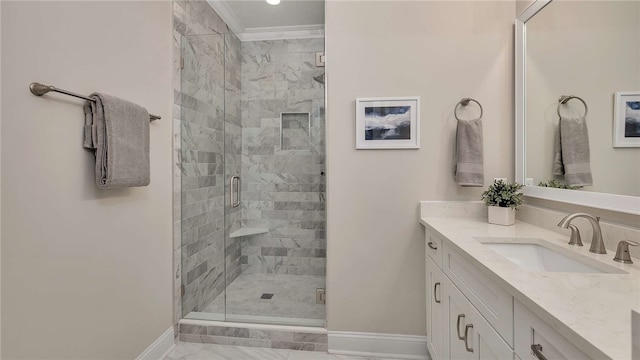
[{"left": 201, "top": 273, "right": 326, "bottom": 324}]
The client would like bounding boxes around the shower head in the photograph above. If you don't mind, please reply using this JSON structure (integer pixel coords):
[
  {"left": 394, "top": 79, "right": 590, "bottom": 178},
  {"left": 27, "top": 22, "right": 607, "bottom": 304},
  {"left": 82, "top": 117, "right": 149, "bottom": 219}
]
[{"left": 313, "top": 73, "right": 325, "bottom": 85}]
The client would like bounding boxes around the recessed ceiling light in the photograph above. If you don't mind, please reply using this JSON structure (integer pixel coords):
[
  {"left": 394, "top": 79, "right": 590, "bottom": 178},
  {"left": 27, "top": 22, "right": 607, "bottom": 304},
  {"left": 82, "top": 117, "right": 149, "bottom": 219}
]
[{"left": 266, "top": 0, "right": 280, "bottom": 5}]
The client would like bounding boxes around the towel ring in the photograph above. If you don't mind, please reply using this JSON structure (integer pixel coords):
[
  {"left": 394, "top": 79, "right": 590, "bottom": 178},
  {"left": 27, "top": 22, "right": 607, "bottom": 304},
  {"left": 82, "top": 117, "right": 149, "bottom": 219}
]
[
  {"left": 454, "top": 98, "right": 483, "bottom": 121},
  {"left": 557, "top": 95, "right": 588, "bottom": 118}
]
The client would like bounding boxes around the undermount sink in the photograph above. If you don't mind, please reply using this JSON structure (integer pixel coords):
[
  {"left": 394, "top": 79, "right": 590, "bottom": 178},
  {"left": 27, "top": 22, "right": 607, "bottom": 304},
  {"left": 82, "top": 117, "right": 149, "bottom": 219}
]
[{"left": 474, "top": 237, "right": 626, "bottom": 274}]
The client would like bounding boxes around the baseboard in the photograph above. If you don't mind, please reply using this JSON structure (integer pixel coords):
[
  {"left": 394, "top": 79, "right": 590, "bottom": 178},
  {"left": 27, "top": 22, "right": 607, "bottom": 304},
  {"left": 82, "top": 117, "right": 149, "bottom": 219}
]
[
  {"left": 328, "top": 331, "right": 430, "bottom": 360},
  {"left": 136, "top": 327, "right": 175, "bottom": 360}
]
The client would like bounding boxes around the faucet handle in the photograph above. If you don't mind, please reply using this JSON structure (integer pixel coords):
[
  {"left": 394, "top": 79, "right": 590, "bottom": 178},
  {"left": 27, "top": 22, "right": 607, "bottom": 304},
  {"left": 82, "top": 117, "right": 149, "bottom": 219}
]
[
  {"left": 567, "top": 225, "right": 583, "bottom": 246},
  {"left": 613, "top": 240, "right": 639, "bottom": 264}
]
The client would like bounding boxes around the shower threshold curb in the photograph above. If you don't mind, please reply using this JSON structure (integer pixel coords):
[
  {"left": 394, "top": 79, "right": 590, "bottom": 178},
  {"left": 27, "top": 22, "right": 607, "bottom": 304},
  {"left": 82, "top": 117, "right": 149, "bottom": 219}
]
[
  {"left": 179, "top": 318, "right": 327, "bottom": 332},
  {"left": 178, "top": 319, "right": 328, "bottom": 352}
]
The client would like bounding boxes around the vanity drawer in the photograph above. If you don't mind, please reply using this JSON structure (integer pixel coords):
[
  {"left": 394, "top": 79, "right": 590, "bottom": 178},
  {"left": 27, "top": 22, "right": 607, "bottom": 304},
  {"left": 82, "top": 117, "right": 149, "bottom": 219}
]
[
  {"left": 443, "top": 243, "right": 513, "bottom": 346},
  {"left": 425, "top": 230, "right": 443, "bottom": 268},
  {"left": 514, "top": 300, "right": 591, "bottom": 360}
]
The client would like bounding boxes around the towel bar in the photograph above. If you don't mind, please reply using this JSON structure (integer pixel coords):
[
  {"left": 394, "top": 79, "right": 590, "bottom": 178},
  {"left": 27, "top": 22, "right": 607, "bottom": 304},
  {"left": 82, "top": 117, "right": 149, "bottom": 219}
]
[{"left": 29, "top": 82, "right": 161, "bottom": 121}]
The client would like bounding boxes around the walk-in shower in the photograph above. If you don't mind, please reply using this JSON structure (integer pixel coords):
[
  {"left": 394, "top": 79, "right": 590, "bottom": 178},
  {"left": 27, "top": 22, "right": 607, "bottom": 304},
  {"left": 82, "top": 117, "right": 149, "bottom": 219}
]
[{"left": 179, "top": 32, "right": 326, "bottom": 327}]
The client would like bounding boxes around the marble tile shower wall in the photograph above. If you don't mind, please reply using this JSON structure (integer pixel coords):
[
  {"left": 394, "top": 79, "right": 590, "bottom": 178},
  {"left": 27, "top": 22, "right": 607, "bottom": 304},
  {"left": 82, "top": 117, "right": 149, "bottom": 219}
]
[
  {"left": 239, "top": 39, "right": 326, "bottom": 276},
  {"left": 173, "top": 0, "right": 242, "bottom": 320}
]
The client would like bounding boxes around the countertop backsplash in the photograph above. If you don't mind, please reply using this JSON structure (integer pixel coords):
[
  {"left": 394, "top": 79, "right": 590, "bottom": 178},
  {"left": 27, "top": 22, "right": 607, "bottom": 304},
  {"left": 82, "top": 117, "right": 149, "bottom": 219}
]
[{"left": 419, "top": 201, "right": 487, "bottom": 219}]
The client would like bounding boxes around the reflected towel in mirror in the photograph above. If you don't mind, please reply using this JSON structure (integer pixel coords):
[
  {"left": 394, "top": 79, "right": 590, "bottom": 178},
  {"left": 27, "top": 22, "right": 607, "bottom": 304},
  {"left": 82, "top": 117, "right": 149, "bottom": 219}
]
[{"left": 553, "top": 116, "right": 593, "bottom": 186}]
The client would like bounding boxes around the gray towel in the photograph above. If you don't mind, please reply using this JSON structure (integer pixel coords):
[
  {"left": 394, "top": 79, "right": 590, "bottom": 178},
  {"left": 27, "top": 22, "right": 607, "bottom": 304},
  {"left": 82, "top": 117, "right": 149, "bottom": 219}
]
[
  {"left": 83, "top": 93, "right": 150, "bottom": 188},
  {"left": 554, "top": 117, "right": 593, "bottom": 186},
  {"left": 454, "top": 118, "right": 484, "bottom": 187},
  {"left": 553, "top": 125, "right": 564, "bottom": 176}
]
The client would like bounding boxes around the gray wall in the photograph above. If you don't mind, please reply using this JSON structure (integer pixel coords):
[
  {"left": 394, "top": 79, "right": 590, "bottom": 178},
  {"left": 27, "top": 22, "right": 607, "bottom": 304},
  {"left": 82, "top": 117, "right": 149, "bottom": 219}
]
[
  {"left": 239, "top": 39, "right": 326, "bottom": 276},
  {"left": 325, "top": 0, "right": 515, "bottom": 335},
  {"left": 1, "top": 1, "right": 173, "bottom": 358}
]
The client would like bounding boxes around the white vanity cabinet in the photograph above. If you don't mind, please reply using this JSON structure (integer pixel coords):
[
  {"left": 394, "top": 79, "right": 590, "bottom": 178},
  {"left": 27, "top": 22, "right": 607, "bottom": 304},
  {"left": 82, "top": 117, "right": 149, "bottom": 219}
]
[
  {"left": 426, "top": 248, "right": 444, "bottom": 359},
  {"left": 424, "top": 227, "right": 592, "bottom": 360},
  {"left": 425, "top": 229, "right": 513, "bottom": 360},
  {"left": 443, "top": 277, "right": 513, "bottom": 360},
  {"left": 425, "top": 234, "right": 445, "bottom": 360}
]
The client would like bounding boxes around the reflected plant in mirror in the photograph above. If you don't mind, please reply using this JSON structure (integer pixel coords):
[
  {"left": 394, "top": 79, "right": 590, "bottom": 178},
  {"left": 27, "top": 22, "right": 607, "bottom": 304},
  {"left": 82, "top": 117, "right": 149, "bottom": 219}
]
[{"left": 537, "top": 179, "right": 582, "bottom": 190}]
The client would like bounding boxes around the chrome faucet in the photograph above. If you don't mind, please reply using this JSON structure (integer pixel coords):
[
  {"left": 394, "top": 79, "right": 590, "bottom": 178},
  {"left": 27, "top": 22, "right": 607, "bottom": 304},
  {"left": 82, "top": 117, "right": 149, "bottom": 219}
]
[{"left": 557, "top": 213, "right": 606, "bottom": 254}]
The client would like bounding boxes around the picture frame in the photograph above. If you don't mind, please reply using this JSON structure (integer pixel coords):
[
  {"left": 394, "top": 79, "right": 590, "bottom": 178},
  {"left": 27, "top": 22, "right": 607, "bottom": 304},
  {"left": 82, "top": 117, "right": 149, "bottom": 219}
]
[
  {"left": 613, "top": 91, "right": 640, "bottom": 147},
  {"left": 355, "top": 97, "right": 420, "bottom": 149}
]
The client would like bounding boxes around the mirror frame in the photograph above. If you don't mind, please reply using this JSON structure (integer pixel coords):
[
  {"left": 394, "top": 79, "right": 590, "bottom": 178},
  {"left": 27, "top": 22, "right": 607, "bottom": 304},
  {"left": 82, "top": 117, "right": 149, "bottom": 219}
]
[{"left": 515, "top": 0, "right": 640, "bottom": 215}]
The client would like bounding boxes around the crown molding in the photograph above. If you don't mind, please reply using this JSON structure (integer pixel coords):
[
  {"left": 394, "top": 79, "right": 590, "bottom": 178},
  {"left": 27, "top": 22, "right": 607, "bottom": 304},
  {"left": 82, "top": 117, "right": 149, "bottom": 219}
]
[
  {"left": 239, "top": 24, "right": 324, "bottom": 42},
  {"left": 206, "top": 0, "right": 324, "bottom": 42},
  {"left": 206, "top": 0, "right": 244, "bottom": 35}
]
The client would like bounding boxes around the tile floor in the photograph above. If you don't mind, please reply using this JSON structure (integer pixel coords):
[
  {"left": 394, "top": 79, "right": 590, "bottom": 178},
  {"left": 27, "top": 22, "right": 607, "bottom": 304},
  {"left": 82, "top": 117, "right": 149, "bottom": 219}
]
[
  {"left": 202, "top": 274, "right": 326, "bottom": 321},
  {"left": 163, "top": 342, "right": 399, "bottom": 360}
]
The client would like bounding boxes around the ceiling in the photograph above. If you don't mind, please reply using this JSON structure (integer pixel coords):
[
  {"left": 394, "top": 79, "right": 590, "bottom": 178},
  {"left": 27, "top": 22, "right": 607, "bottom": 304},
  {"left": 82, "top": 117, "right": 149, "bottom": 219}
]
[
  {"left": 225, "top": 0, "right": 324, "bottom": 29},
  {"left": 208, "top": 0, "right": 325, "bottom": 41}
]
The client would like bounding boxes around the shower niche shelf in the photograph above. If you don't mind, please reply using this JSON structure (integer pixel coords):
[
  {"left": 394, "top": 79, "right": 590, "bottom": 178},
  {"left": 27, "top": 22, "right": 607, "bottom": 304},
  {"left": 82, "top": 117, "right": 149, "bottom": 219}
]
[{"left": 229, "top": 227, "right": 269, "bottom": 238}]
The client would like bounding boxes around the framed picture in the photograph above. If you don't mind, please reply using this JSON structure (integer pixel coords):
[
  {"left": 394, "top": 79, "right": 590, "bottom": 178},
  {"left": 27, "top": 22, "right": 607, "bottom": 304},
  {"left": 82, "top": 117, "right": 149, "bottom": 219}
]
[
  {"left": 355, "top": 97, "right": 420, "bottom": 149},
  {"left": 613, "top": 91, "right": 640, "bottom": 147}
]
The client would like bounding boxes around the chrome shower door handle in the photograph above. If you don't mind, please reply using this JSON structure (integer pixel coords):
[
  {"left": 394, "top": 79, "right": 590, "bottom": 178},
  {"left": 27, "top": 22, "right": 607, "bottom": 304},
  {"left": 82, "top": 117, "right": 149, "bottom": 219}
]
[
  {"left": 229, "top": 176, "right": 241, "bottom": 208},
  {"left": 235, "top": 176, "right": 241, "bottom": 207},
  {"left": 229, "top": 176, "right": 235, "bottom": 207}
]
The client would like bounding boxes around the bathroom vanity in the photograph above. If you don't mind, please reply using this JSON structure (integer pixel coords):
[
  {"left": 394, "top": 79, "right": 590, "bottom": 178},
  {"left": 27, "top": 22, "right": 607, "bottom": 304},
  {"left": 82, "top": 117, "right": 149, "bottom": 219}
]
[
  {"left": 420, "top": 205, "right": 639, "bottom": 360},
  {"left": 419, "top": 0, "right": 640, "bottom": 358}
]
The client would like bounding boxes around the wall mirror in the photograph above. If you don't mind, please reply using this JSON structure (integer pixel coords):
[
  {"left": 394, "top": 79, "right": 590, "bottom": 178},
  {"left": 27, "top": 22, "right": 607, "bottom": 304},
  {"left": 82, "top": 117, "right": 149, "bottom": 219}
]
[{"left": 516, "top": 0, "right": 640, "bottom": 215}]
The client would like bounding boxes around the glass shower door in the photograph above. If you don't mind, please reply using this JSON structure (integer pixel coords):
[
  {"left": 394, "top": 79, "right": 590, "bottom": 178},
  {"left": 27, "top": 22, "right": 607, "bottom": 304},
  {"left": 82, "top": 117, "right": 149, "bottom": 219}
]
[{"left": 180, "top": 33, "right": 227, "bottom": 321}]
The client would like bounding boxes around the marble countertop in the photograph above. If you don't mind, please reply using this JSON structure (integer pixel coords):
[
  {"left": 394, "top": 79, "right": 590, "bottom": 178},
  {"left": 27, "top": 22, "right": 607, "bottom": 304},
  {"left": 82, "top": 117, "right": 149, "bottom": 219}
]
[{"left": 420, "top": 217, "right": 640, "bottom": 360}]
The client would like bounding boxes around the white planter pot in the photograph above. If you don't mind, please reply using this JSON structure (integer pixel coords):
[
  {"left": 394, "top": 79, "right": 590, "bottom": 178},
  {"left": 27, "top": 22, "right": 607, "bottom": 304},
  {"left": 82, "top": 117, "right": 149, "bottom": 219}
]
[{"left": 488, "top": 206, "right": 516, "bottom": 226}]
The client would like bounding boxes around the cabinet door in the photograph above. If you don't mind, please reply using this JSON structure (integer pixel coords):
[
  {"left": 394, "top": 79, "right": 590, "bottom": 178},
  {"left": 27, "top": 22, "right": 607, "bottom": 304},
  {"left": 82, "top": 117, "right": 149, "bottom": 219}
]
[
  {"left": 425, "top": 229, "right": 443, "bottom": 267},
  {"left": 514, "top": 301, "right": 591, "bottom": 360},
  {"left": 443, "top": 277, "right": 473, "bottom": 360},
  {"left": 443, "top": 243, "right": 513, "bottom": 346},
  {"left": 467, "top": 306, "right": 514, "bottom": 360},
  {"left": 426, "top": 255, "right": 444, "bottom": 360}
]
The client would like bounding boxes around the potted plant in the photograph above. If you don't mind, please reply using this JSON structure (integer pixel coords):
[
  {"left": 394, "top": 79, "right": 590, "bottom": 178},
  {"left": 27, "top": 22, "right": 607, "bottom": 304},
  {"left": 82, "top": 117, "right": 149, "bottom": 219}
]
[{"left": 481, "top": 179, "right": 524, "bottom": 226}]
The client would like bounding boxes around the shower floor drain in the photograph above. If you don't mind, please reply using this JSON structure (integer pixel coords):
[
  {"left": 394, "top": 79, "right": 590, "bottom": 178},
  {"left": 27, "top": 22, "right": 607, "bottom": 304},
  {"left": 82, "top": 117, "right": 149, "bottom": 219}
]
[{"left": 260, "top": 293, "right": 274, "bottom": 300}]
